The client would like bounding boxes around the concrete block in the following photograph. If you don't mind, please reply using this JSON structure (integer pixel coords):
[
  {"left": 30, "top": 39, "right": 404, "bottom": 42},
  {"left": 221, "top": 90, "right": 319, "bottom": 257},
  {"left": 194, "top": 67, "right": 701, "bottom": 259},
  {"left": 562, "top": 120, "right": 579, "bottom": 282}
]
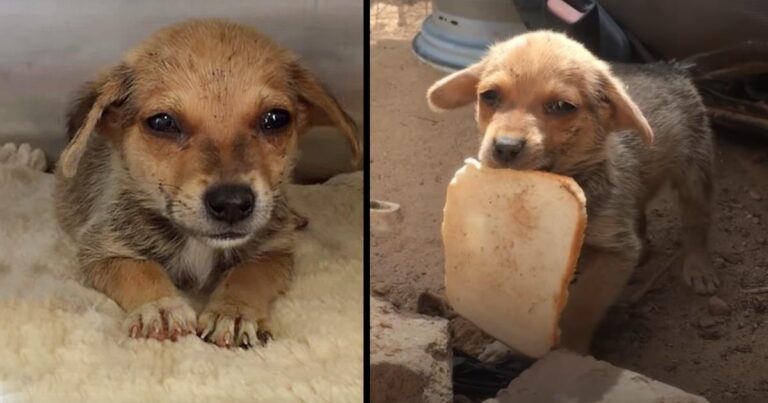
[
  {"left": 486, "top": 349, "right": 709, "bottom": 403},
  {"left": 370, "top": 297, "right": 452, "bottom": 403}
]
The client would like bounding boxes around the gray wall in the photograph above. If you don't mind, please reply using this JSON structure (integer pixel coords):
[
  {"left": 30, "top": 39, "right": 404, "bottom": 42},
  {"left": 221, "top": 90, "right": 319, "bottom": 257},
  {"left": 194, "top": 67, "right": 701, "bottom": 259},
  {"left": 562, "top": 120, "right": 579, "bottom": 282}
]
[{"left": 0, "top": 0, "right": 363, "bottom": 180}]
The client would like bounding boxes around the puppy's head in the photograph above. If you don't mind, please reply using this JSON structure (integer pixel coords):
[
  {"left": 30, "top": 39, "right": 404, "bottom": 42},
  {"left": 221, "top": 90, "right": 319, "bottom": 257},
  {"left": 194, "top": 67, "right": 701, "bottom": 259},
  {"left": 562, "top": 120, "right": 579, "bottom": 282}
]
[
  {"left": 60, "top": 19, "right": 360, "bottom": 248},
  {"left": 427, "top": 31, "right": 652, "bottom": 173}
]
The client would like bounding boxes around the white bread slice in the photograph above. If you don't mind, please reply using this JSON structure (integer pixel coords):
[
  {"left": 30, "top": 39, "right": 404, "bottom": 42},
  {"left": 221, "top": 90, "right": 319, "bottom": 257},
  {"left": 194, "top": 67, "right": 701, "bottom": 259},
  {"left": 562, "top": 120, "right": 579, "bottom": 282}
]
[{"left": 442, "top": 159, "right": 587, "bottom": 358}]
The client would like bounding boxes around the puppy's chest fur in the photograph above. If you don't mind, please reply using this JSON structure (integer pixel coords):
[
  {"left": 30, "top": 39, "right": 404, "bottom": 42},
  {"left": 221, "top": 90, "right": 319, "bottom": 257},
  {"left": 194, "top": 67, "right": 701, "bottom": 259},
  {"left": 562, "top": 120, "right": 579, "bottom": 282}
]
[
  {"left": 168, "top": 237, "right": 226, "bottom": 291},
  {"left": 106, "top": 194, "right": 294, "bottom": 292}
]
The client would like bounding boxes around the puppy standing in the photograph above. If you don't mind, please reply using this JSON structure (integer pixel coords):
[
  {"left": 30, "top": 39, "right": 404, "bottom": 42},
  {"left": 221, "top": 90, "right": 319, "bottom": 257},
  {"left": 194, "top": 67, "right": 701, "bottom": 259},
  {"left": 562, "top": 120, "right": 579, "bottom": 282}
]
[
  {"left": 427, "top": 31, "right": 716, "bottom": 355},
  {"left": 54, "top": 20, "right": 360, "bottom": 347}
]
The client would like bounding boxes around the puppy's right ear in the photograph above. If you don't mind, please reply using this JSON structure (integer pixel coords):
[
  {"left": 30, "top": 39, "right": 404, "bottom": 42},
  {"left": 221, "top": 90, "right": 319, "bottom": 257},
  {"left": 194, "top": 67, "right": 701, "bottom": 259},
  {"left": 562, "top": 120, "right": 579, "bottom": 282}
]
[
  {"left": 60, "top": 64, "right": 133, "bottom": 178},
  {"left": 426, "top": 61, "right": 484, "bottom": 112}
]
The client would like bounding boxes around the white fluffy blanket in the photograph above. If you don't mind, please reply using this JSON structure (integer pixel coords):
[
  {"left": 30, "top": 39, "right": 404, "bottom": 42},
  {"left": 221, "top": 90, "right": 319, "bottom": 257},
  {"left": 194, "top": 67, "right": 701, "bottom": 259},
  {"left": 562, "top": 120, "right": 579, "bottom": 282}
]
[{"left": 0, "top": 149, "right": 363, "bottom": 402}]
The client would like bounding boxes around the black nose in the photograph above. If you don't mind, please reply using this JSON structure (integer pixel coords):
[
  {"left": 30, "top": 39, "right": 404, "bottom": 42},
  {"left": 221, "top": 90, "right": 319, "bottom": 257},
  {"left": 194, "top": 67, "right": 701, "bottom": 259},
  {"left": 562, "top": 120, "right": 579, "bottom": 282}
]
[
  {"left": 493, "top": 137, "right": 526, "bottom": 163},
  {"left": 204, "top": 184, "right": 255, "bottom": 224}
]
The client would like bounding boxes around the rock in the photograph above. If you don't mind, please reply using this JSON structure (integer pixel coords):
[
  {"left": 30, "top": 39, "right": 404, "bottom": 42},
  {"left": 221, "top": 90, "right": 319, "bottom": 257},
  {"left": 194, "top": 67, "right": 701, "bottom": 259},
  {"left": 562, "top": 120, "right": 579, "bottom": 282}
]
[
  {"left": 370, "top": 200, "right": 402, "bottom": 235},
  {"left": 708, "top": 296, "right": 732, "bottom": 316},
  {"left": 698, "top": 328, "right": 723, "bottom": 340},
  {"left": 749, "top": 190, "right": 762, "bottom": 200},
  {"left": 372, "top": 283, "right": 392, "bottom": 297},
  {"left": 416, "top": 291, "right": 454, "bottom": 318},
  {"left": 370, "top": 297, "right": 451, "bottom": 403},
  {"left": 697, "top": 317, "right": 723, "bottom": 328},
  {"left": 485, "top": 350, "right": 709, "bottom": 403}
]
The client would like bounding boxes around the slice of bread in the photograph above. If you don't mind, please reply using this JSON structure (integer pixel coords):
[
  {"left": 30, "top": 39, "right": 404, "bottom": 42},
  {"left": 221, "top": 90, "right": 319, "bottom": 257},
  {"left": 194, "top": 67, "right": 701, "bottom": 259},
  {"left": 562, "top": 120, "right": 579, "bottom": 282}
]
[{"left": 442, "top": 159, "right": 587, "bottom": 358}]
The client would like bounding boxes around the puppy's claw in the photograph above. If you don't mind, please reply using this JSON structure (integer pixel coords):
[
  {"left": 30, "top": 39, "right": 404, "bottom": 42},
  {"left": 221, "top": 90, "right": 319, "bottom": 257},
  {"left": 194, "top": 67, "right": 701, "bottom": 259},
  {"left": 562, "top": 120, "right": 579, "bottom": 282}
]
[
  {"left": 683, "top": 254, "right": 720, "bottom": 295},
  {"left": 197, "top": 313, "right": 217, "bottom": 340},
  {"left": 198, "top": 303, "right": 268, "bottom": 349},
  {"left": 257, "top": 330, "right": 273, "bottom": 346},
  {"left": 236, "top": 321, "right": 258, "bottom": 349},
  {"left": 124, "top": 297, "right": 196, "bottom": 341},
  {"left": 129, "top": 324, "right": 140, "bottom": 338}
]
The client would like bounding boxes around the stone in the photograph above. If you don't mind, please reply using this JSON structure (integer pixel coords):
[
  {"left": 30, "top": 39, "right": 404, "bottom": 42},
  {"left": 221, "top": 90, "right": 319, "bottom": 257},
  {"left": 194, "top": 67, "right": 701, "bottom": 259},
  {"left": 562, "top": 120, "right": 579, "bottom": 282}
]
[
  {"left": 708, "top": 296, "right": 732, "bottom": 316},
  {"left": 370, "top": 297, "right": 451, "bottom": 403},
  {"left": 485, "top": 349, "right": 709, "bottom": 403}
]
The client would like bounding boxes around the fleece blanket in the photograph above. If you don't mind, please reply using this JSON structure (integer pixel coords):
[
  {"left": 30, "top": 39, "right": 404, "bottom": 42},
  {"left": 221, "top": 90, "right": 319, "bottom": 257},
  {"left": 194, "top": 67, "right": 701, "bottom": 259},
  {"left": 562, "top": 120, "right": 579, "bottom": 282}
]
[{"left": 0, "top": 144, "right": 363, "bottom": 402}]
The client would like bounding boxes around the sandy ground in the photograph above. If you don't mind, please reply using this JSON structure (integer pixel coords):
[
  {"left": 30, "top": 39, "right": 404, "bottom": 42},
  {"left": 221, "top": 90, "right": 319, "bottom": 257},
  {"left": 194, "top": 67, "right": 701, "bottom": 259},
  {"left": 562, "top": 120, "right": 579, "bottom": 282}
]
[{"left": 370, "top": 2, "right": 768, "bottom": 402}]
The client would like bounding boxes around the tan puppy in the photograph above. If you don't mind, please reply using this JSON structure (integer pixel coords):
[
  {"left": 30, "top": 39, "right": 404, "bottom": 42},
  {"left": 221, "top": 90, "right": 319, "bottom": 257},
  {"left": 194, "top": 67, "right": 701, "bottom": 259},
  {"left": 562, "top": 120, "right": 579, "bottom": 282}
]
[
  {"left": 428, "top": 31, "right": 716, "bottom": 354},
  {"left": 54, "top": 19, "right": 360, "bottom": 348}
]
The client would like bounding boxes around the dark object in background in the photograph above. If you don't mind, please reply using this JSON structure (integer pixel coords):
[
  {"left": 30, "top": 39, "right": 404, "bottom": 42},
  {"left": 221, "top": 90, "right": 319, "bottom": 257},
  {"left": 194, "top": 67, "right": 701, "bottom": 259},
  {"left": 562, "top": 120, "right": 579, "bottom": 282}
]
[
  {"left": 511, "top": 0, "right": 654, "bottom": 63},
  {"left": 452, "top": 349, "right": 534, "bottom": 401},
  {"left": 683, "top": 42, "right": 768, "bottom": 139}
]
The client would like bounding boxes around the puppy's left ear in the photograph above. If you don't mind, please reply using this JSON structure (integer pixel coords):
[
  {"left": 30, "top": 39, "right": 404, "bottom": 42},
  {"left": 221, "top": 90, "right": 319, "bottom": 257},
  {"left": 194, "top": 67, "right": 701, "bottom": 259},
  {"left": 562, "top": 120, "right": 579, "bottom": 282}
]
[
  {"left": 601, "top": 72, "right": 654, "bottom": 145},
  {"left": 426, "top": 61, "right": 485, "bottom": 112},
  {"left": 291, "top": 64, "right": 361, "bottom": 168},
  {"left": 59, "top": 64, "right": 133, "bottom": 178}
]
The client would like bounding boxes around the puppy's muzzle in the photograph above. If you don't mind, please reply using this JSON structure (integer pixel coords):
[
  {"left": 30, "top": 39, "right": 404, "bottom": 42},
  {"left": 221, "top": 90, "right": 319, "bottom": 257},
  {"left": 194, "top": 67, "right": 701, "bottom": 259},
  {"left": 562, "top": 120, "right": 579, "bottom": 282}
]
[
  {"left": 492, "top": 137, "right": 526, "bottom": 165},
  {"left": 204, "top": 184, "right": 255, "bottom": 224}
]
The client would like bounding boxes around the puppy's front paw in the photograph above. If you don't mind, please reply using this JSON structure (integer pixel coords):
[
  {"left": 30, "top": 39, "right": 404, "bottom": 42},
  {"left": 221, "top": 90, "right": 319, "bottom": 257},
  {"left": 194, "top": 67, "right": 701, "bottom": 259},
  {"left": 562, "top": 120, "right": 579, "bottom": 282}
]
[
  {"left": 479, "top": 341, "right": 513, "bottom": 363},
  {"left": 682, "top": 253, "right": 719, "bottom": 295},
  {"left": 197, "top": 301, "right": 272, "bottom": 349},
  {"left": 124, "top": 296, "right": 197, "bottom": 341}
]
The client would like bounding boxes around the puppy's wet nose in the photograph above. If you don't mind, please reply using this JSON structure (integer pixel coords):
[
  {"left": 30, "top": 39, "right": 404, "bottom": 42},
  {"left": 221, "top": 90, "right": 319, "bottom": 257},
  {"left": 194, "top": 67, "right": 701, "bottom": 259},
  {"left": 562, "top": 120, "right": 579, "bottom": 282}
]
[
  {"left": 204, "top": 184, "right": 255, "bottom": 224},
  {"left": 493, "top": 137, "right": 526, "bottom": 164}
]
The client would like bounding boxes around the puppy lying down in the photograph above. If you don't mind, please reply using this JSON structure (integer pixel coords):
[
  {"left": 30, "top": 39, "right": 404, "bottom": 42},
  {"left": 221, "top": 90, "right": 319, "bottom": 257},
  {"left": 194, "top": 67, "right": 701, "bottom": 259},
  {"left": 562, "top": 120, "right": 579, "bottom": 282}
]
[
  {"left": 429, "top": 31, "right": 716, "bottom": 357},
  {"left": 54, "top": 19, "right": 360, "bottom": 348}
]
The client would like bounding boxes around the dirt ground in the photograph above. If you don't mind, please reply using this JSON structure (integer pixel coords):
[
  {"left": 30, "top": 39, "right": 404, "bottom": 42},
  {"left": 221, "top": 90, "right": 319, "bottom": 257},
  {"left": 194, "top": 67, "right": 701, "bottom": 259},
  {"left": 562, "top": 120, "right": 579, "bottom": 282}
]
[{"left": 370, "top": 2, "right": 768, "bottom": 402}]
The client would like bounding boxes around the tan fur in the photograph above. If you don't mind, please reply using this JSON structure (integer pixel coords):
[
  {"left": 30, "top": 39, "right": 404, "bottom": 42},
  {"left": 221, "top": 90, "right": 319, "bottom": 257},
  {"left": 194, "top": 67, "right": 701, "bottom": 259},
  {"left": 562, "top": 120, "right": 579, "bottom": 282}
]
[
  {"left": 93, "top": 258, "right": 179, "bottom": 311},
  {"left": 198, "top": 252, "right": 291, "bottom": 347},
  {"left": 54, "top": 19, "right": 359, "bottom": 348},
  {"left": 429, "top": 31, "right": 717, "bottom": 355}
]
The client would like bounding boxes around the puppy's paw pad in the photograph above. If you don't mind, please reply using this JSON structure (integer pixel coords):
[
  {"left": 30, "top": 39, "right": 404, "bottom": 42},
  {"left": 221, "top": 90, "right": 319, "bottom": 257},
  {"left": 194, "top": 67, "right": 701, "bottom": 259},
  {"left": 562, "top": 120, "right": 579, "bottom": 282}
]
[
  {"left": 198, "top": 304, "right": 268, "bottom": 349},
  {"left": 683, "top": 257, "right": 720, "bottom": 295},
  {"left": 124, "top": 297, "right": 196, "bottom": 341},
  {"left": 478, "top": 341, "right": 513, "bottom": 364},
  {"left": 0, "top": 143, "right": 47, "bottom": 171}
]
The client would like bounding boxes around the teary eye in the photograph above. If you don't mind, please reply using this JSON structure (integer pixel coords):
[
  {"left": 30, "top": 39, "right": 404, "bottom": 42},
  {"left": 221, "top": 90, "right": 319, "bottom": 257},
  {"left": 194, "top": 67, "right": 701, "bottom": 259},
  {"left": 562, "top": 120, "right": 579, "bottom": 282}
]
[
  {"left": 259, "top": 109, "right": 292, "bottom": 134},
  {"left": 544, "top": 100, "right": 577, "bottom": 115},
  {"left": 145, "top": 113, "right": 181, "bottom": 135},
  {"left": 479, "top": 89, "right": 501, "bottom": 107}
]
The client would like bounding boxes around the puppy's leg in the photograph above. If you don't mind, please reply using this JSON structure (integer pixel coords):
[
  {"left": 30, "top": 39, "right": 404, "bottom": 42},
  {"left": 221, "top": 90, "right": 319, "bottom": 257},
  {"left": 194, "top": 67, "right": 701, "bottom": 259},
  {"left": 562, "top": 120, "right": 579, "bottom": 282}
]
[
  {"left": 88, "top": 258, "right": 196, "bottom": 340},
  {"left": 674, "top": 159, "right": 718, "bottom": 294},
  {"left": 198, "top": 252, "right": 291, "bottom": 348},
  {"left": 559, "top": 246, "right": 638, "bottom": 354}
]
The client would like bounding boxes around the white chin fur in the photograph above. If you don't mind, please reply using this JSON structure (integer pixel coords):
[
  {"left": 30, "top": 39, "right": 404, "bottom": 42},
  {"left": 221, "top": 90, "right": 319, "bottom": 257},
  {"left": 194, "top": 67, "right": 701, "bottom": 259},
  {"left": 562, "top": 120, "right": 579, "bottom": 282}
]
[{"left": 201, "top": 234, "right": 252, "bottom": 249}]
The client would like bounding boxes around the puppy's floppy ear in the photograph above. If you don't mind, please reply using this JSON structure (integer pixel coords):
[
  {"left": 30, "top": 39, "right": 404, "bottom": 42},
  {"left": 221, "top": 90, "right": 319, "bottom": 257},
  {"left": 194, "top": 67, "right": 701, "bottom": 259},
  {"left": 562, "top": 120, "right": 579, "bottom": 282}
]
[
  {"left": 291, "top": 63, "right": 361, "bottom": 168},
  {"left": 59, "top": 64, "right": 133, "bottom": 178},
  {"left": 600, "top": 72, "right": 654, "bottom": 145},
  {"left": 427, "top": 61, "right": 485, "bottom": 112}
]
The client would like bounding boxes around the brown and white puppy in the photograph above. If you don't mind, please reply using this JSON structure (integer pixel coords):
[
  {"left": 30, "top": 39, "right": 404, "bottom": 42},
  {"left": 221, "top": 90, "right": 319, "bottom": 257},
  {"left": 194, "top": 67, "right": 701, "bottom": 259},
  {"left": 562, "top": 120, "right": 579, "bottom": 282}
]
[
  {"left": 428, "top": 31, "right": 715, "bottom": 355},
  {"left": 54, "top": 19, "right": 360, "bottom": 348}
]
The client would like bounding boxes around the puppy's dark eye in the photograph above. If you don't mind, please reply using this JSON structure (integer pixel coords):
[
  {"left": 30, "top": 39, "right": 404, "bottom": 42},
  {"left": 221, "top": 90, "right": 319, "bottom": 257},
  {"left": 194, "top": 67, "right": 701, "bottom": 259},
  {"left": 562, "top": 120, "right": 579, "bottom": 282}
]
[
  {"left": 545, "top": 100, "right": 577, "bottom": 115},
  {"left": 259, "top": 109, "right": 291, "bottom": 134},
  {"left": 480, "top": 90, "right": 501, "bottom": 107},
  {"left": 146, "top": 113, "right": 181, "bottom": 135}
]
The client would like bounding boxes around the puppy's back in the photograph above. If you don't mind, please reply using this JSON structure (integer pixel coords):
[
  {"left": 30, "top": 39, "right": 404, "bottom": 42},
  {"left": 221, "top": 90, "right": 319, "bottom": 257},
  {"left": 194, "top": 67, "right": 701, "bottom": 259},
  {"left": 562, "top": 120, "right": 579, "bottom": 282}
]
[
  {"left": 611, "top": 62, "right": 708, "bottom": 137},
  {"left": 609, "top": 63, "right": 712, "bottom": 181}
]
